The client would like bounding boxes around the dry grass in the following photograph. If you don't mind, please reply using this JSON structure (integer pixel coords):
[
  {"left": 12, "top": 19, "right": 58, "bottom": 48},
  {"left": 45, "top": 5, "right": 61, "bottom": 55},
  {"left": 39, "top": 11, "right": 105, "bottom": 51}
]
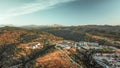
[{"left": 35, "top": 50, "right": 79, "bottom": 68}]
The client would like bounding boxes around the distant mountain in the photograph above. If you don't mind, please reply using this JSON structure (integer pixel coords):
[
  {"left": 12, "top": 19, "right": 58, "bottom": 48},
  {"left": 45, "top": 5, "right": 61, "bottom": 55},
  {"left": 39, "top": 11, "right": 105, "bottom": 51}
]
[
  {"left": 0, "top": 24, "right": 15, "bottom": 27},
  {"left": 20, "top": 24, "right": 65, "bottom": 29}
]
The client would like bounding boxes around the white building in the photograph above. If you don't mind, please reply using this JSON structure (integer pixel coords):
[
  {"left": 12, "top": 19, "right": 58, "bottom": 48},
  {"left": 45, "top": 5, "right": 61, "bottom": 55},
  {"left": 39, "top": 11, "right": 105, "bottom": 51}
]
[
  {"left": 29, "top": 43, "right": 41, "bottom": 49},
  {"left": 58, "top": 42, "right": 71, "bottom": 49}
]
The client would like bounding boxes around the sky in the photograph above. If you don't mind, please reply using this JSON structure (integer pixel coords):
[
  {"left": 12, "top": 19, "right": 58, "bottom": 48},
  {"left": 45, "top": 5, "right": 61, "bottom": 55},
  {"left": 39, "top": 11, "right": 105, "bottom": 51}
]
[{"left": 0, "top": 0, "right": 120, "bottom": 26}]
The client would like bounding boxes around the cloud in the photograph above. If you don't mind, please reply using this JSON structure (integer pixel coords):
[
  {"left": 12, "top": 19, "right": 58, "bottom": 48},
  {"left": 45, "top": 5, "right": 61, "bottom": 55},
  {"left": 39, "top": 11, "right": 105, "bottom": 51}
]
[{"left": 0, "top": 0, "right": 75, "bottom": 20}]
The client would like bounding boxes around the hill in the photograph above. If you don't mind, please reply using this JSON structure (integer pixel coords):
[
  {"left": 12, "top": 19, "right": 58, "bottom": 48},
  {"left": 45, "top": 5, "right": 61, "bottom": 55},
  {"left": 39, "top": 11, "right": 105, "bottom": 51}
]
[
  {"left": 0, "top": 27, "right": 76, "bottom": 68},
  {"left": 0, "top": 25, "right": 120, "bottom": 68}
]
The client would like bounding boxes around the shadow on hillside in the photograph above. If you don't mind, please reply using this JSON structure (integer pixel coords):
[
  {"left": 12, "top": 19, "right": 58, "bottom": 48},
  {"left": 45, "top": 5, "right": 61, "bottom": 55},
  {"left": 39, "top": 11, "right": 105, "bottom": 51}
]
[
  {"left": 46, "top": 30, "right": 87, "bottom": 41},
  {"left": 0, "top": 43, "right": 21, "bottom": 68},
  {"left": 10, "top": 45, "right": 55, "bottom": 68},
  {"left": 0, "top": 34, "right": 39, "bottom": 68}
]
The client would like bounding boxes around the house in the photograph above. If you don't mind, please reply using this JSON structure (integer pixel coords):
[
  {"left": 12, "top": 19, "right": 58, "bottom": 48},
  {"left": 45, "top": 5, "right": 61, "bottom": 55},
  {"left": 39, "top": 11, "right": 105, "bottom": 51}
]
[
  {"left": 57, "top": 42, "right": 72, "bottom": 49},
  {"left": 115, "top": 50, "right": 120, "bottom": 57},
  {"left": 60, "top": 44, "right": 71, "bottom": 49},
  {"left": 29, "top": 43, "right": 41, "bottom": 49}
]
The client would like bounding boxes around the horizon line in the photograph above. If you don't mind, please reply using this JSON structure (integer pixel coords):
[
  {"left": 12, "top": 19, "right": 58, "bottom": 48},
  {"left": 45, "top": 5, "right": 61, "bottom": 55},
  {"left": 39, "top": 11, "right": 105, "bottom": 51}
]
[{"left": 0, "top": 24, "right": 120, "bottom": 27}]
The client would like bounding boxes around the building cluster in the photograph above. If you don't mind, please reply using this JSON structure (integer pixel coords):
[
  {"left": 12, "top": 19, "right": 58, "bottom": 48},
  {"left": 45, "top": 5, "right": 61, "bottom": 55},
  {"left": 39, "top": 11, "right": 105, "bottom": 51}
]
[
  {"left": 93, "top": 51, "right": 120, "bottom": 68},
  {"left": 57, "top": 41, "right": 103, "bottom": 50},
  {"left": 57, "top": 41, "right": 73, "bottom": 49},
  {"left": 56, "top": 41, "right": 120, "bottom": 68},
  {"left": 28, "top": 43, "right": 41, "bottom": 49},
  {"left": 75, "top": 41, "right": 103, "bottom": 50}
]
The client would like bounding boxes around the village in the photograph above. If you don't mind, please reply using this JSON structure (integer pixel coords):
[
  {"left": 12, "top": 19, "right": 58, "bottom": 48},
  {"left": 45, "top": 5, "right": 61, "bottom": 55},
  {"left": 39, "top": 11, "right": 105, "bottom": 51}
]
[
  {"left": 23, "top": 40, "right": 120, "bottom": 68},
  {"left": 92, "top": 51, "right": 120, "bottom": 68},
  {"left": 55, "top": 40, "right": 120, "bottom": 68}
]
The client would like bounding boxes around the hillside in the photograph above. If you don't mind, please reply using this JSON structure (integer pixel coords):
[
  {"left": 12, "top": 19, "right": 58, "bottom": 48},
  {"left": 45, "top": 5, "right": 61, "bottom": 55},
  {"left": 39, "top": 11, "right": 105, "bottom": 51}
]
[
  {"left": 0, "top": 27, "right": 78, "bottom": 68},
  {"left": 41, "top": 25, "right": 120, "bottom": 44},
  {"left": 0, "top": 25, "right": 120, "bottom": 68}
]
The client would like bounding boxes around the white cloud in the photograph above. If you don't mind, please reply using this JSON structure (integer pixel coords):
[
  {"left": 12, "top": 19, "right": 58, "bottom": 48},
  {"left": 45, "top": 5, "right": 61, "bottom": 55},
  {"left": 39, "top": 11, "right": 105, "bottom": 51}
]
[{"left": 0, "top": 0, "right": 75, "bottom": 20}]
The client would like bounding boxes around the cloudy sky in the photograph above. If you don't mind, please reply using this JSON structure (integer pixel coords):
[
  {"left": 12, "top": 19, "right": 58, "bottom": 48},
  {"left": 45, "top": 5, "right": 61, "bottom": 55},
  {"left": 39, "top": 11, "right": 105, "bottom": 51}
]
[{"left": 0, "top": 0, "right": 120, "bottom": 26}]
